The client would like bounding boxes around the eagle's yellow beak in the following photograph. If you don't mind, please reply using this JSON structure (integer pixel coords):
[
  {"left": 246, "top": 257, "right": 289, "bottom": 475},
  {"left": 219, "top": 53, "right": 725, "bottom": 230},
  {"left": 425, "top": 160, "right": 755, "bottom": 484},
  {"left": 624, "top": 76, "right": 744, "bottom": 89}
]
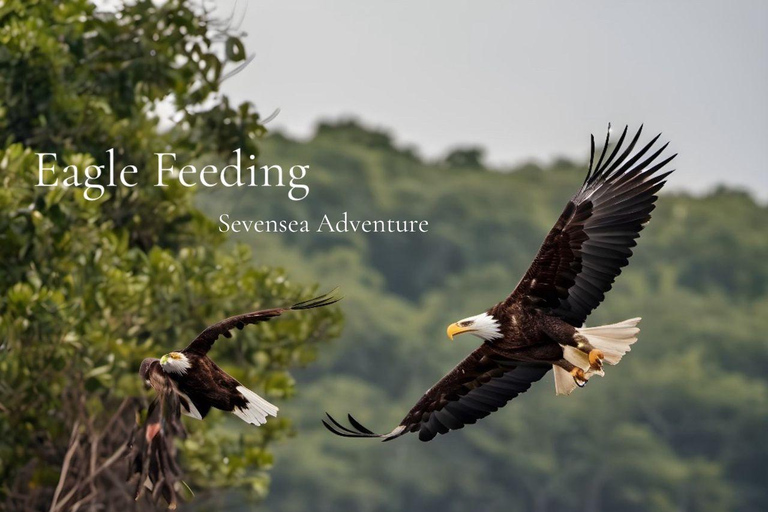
[
  {"left": 160, "top": 354, "right": 168, "bottom": 365},
  {"left": 447, "top": 323, "right": 471, "bottom": 340}
]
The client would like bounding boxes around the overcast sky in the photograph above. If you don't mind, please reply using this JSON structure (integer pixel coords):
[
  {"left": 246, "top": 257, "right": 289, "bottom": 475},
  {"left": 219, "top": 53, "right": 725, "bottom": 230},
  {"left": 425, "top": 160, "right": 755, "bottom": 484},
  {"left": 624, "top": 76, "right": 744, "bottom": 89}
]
[{"left": 216, "top": 1, "right": 767, "bottom": 200}]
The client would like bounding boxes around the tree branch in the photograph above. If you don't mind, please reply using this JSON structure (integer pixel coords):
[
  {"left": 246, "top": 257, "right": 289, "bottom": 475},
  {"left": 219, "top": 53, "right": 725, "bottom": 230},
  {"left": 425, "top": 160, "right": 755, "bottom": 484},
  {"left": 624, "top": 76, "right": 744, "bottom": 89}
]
[{"left": 48, "top": 420, "right": 81, "bottom": 512}]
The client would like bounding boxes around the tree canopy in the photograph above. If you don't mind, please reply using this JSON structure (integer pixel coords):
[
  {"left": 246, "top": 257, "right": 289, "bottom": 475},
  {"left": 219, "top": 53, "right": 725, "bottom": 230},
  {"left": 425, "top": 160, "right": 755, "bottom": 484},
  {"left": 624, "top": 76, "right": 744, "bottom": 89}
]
[{"left": 0, "top": 1, "right": 340, "bottom": 510}]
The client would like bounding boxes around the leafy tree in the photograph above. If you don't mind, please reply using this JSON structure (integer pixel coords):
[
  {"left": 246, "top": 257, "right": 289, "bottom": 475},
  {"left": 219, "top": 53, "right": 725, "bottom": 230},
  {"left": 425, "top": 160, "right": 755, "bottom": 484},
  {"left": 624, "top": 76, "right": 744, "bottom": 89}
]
[
  {"left": 0, "top": 1, "right": 341, "bottom": 510},
  {"left": 443, "top": 147, "right": 485, "bottom": 168}
]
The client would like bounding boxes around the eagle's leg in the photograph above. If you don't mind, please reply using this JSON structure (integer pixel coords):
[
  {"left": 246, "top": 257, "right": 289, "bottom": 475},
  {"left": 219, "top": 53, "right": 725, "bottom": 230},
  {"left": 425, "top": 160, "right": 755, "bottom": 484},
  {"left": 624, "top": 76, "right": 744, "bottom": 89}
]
[
  {"left": 538, "top": 316, "right": 604, "bottom": 373},
  {"left": 554, "top": 358, "right": 588, "bottom": 387},
  {"left": 573, "top": 333, "right": 604, "bottom": 372}
]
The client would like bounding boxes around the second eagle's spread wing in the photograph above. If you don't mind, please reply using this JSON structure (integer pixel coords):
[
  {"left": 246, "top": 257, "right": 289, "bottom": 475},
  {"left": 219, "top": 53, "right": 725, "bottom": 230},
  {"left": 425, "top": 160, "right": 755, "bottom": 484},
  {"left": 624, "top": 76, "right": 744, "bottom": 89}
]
[
  {"left": 504, "top": 125, "right": 675, "bottom": 327},
  {"left": 132, "top": 359, "right": 186, "bottom": 508},
  {"left": 182, "top": 290, "right": 340, "bottom": 355},
  {"left": 323, "top": 344, "right": 550, "bottom": 442}
]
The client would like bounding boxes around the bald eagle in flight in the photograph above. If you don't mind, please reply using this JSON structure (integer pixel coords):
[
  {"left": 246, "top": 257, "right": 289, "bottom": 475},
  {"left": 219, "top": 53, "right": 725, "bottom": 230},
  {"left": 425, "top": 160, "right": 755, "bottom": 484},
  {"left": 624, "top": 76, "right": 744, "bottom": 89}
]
[
  {"left": 324, "top": 125, "right": 675, "bottom": 442},
  {"left": 140, "top": 291, "right": 340, "bottom": 426}
]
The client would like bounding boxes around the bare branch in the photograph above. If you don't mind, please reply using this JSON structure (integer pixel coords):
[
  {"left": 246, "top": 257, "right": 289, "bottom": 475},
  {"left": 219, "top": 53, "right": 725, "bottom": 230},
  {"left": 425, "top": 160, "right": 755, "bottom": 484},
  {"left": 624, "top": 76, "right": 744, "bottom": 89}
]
[{"left": 48, "top": 420, "right": 81, "bottom": 512}]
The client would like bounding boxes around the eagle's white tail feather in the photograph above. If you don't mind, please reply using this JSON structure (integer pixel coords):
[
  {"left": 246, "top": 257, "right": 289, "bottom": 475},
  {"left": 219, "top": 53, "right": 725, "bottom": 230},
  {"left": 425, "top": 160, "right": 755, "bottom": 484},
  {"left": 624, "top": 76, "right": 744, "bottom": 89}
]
[
  {"left": 563, "top": 345, "right": 590, "bottom": 370},
  {"left": 555, "top": 317, "right": 641, "bottom": 395},
  {"left": 553, "top": 364, "right": 579, "bottom": 396},
  {"left": 554, "top": 346, "right": 605, "bottom": 396},
  {"left": 178, "top": 391, "right": 203, "bottom": 420},
  {"left": 233, "top": 385, "right": 279, "bottom": 426},
  {"left": 576, "top": 317, "right": 641, "bottom": 365},
  {"left": 562, "top": 345, "right": 605, "bottom": 377}
]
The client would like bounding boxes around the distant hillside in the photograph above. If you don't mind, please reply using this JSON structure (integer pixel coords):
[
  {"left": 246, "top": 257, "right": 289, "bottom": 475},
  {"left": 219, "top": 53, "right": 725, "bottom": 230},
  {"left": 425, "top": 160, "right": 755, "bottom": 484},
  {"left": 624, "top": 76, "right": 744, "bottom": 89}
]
[{"left": 197, "top": 120, "right": 768, "bottom": 512}]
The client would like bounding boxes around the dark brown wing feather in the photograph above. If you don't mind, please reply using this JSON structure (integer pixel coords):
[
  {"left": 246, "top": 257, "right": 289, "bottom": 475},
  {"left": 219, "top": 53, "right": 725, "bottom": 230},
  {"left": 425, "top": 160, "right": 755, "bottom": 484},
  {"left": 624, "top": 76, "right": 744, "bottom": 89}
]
[
  {"left": 182, "top": 290, "right": 340, "bottom": 355},
  {"left": 182, "top": 308, "right": 285, "bottom": 355},
  {"left": 505, "top": 125, "right": 675, "bottom": 326},
  {"left": 138, "top": 359, "right": 187, "bottom": 432},
  {"left": 130, "top": 363, "right": 185, "bottom": 509},
  {"left": 140, "top": 358, "right": 175, "bottom": 396},
  {"left": 323, "top": 344, "right": 550, "bottom": 442}
]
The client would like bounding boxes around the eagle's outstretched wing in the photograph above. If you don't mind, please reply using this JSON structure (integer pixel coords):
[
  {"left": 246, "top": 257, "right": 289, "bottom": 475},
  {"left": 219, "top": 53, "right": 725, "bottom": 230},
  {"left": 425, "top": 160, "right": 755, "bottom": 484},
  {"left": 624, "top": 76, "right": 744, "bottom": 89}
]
[
  {"left": 501, "top": 125, "right": 675, "bottom": 327},
  {"left": 131, "top": 360, "right": 186, "bottom": 508},
  {"left": 138, "top": 358, "right": 187, "bottom": 434},
  {"left": 324, "top": 344, "right": 550, "bottom": 442},
  {"left": 182, "top": 290, "right": 340, "bottom": 356}
]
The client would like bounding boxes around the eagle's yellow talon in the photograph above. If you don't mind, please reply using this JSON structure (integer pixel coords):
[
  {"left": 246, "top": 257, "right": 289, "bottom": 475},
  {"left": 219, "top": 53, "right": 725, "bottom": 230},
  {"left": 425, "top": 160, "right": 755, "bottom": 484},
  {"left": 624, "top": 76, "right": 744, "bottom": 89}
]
[
  {"left": 588, "top": 349, "right": 605, "bottom": 371},
  {"left": 570, "top": 367, "right": 588, "bottom": 387}
]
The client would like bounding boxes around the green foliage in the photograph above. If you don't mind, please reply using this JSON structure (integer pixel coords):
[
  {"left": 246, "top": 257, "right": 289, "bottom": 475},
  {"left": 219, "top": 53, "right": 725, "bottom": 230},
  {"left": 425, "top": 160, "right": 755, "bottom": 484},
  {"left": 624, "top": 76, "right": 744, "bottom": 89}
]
[
  {"left": 198, "top": 120, "right": 768, "bottom": 512},
  {"left": 0, "top": 0, "right": 340, "bottom": 508},
  {"left": 443, "top": 146, "right": 485, "bottom": 168}
]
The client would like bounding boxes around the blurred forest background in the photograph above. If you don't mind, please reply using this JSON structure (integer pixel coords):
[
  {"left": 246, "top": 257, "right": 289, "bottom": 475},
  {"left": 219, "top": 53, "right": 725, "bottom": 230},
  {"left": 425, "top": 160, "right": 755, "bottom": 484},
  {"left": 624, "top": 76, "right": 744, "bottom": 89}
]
[
  {"left": 197, "top": 121, "right": 768, "bottom": 512},
  {"left": 1, "top": 1, "right": 766, "bottom": 511}
]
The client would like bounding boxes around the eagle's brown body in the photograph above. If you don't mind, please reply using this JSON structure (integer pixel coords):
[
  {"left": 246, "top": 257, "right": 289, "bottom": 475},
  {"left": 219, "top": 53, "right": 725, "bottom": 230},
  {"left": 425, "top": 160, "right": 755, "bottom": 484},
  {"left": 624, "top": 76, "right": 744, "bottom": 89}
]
[
  {"left": 485, "top": 303, "right": 577, "bottom": 362},
  {"left": 170, "top": 355, "right": 247, "bottom": 419}
]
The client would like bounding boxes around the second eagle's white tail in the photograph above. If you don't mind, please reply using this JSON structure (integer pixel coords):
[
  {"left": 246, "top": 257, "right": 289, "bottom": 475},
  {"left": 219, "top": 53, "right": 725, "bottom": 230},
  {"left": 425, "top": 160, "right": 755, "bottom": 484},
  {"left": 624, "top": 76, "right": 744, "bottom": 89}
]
[
  {"left": 233, "top": 385, "right": 279, "bottom": 426},
  {"left": 554, "top": 317, "right": 641, "bottom": 396}
]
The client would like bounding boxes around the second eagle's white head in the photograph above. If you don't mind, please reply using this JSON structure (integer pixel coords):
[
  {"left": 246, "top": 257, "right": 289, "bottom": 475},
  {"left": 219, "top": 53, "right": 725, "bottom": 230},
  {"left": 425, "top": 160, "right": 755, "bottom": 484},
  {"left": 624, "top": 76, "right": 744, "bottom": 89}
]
[
  {"left": 160, "top": 351, "right": 192, "bottom": 375},
  {"left": 446, "top": 312, "right": 503, "bottom": 342}
]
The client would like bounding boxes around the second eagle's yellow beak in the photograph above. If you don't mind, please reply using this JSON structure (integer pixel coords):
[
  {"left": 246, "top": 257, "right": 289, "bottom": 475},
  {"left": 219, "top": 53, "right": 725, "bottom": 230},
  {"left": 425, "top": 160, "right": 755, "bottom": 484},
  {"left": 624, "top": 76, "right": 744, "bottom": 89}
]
[{"left": 447, "top": 323, "right": 471, "bottom": 340}]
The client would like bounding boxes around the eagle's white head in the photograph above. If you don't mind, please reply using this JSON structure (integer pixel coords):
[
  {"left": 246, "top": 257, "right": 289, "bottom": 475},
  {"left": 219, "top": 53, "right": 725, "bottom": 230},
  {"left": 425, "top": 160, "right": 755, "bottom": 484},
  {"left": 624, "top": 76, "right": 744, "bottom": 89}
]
[
  {"left": 159, "top": 351, "right": 191, "bottom": 375},
  {"left": 446, "top": 312, "right": 503, "bottom": 342}
]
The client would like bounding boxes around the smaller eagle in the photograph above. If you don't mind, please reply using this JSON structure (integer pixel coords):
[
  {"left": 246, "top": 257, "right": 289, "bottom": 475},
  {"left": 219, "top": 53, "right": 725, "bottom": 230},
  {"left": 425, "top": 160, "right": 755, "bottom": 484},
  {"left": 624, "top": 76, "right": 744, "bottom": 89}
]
[{"left": 140, "top": 290, "right": 340, "bottom": 426}]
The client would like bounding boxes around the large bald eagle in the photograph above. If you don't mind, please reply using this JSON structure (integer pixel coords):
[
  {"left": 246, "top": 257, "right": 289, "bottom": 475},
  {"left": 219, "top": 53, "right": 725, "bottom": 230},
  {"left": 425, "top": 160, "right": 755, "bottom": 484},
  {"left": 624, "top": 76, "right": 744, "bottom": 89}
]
[
  {"left": 140, "top": 291, "right": 340, "bottom": 426},
  {"left": 324, "top": 125, "right": 675, "bottom": 442}
]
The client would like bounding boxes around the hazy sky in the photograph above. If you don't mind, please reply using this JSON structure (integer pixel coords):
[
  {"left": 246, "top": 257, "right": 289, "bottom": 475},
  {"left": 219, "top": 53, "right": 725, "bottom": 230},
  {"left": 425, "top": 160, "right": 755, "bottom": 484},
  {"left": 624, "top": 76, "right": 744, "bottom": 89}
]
[{"left": 216, "top": 1, "right": 767, "bottom": 200}]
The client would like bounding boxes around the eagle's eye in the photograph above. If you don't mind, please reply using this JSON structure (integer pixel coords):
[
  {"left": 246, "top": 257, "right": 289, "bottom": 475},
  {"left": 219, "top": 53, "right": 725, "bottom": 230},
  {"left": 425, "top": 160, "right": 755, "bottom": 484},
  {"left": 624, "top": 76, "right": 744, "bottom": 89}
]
[{"left": 459, "top": 320, "right": 473, "bottom": 328}]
